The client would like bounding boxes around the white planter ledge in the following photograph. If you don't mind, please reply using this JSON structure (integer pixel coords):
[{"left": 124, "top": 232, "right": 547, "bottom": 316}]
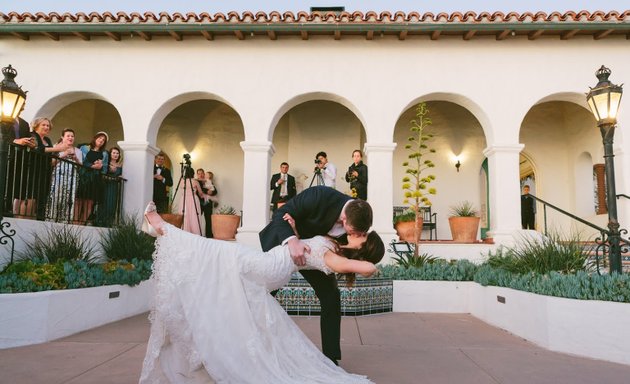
[
  {"left": 0, "top": 279, "right": 154, "bottom": 349},
  {"left": 394, "top": 280, "right": 630, "bottom": 366}
]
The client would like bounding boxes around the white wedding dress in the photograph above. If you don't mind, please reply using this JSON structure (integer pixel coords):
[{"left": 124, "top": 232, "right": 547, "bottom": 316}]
[{"left": 139, "top": 223, "right": 373, "bottom": 384}]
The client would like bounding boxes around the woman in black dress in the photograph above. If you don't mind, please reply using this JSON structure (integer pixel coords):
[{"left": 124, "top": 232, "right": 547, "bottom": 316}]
[{"left": 76, "top": 132, "right": 109, "bottom": 224}]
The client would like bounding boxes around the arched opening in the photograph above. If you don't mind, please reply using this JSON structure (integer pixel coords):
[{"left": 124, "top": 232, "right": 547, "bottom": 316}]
[
  {"left": 271, "top": 100, "right": 365, "bottom": 197},
  {"left": 156, "top": 99, "right": 245, "bottom": 216},
  {"left": 393, "top": 101, "right": 487, "bottom": 240}
]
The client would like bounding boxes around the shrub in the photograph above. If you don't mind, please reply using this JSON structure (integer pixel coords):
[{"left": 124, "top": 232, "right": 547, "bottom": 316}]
[
  {"left": 393, "top": 210, "right": 417, "bottom": 225},
  {"left": 0, "top": 258, "right": 153, "bottom": 293},
  {"left": 100, "top": 214, "right": 156, "bottom": 261},
  {"left": 449, "top": 201, "right": 478, "bottom": 217},
  {"left": 19, "top": 225, "right": 96, "bottom": 264},
  {"left": 379, "top": 259, "right": 478, "bottom": 281},
  {"left": 486, "top": 231, "right": 590, "bottom": 275},
  {"left": 393, "top": 252, "right": 440, "bottom": 269},
  {"left": 216, "top": 205, "right": 237, "bottom": 215}
]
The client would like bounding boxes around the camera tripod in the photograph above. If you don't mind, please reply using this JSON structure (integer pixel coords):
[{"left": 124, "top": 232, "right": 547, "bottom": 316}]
[
  {"left": 309, "top": 168, "right": 325, "bottom": 187},
  {"left": 171, "top": 163, "right": 203, "bottom": 234}
]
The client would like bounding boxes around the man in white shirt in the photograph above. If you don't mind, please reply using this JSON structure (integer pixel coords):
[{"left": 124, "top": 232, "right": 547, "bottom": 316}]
[{"left": 315, "top": 151, "right": 337, "bottom": 188}]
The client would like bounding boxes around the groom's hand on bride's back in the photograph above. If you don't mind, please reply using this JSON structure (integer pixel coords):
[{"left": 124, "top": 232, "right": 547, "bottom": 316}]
[{"left": 288, "top": 237, "right": 310, "bottom": 267}]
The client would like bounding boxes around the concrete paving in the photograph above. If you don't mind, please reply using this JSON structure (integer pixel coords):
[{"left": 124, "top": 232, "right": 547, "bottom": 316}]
[{"left": 1, "top": 312, "right": 630, "bottom": 384}]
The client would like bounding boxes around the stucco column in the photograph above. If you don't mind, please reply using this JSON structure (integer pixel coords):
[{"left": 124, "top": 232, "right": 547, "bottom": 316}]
[
  {"left": 364, "top": 142, "right": 398, "bottom": 248},
  {"left": 483, "top": 144, "right": 524, "bottom": 245},
  {"left": 237, "top": 141, "right": 274, "bottom": 248},
  {"left": 614, "top": 115, "right": 630, "bottom": 231},
  {"left": 117, "top": 141, "right": 160, "bottom": 219}
]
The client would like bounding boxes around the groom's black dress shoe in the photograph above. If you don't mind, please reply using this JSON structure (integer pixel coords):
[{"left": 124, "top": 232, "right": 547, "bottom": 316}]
[{"left": 332, "top": 360, "right": 339, "bottom": 366}]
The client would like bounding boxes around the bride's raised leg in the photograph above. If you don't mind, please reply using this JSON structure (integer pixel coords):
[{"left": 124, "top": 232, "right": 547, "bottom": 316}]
[{"left": 143, "top": 202, "right": 165, "bottom": 236}]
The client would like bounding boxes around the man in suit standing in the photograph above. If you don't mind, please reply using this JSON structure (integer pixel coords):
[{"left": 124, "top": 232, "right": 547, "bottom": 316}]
[
  {"left": 521, "top": 184, "right": 536, "bottom": 229},
  {"left": 270, "top": 162, "right": 297, "bottom": 211},
  {"left": 259, "top": 186, "right": 373, "bottom": 365},
  {"left": 153, "top": 153, "right": 173, "bottom": 214}
]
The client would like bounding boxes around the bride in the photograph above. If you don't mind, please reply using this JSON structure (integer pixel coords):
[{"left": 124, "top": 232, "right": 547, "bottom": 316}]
[{"left": 140, "top": 202, "right": 384, "bottom": 384}]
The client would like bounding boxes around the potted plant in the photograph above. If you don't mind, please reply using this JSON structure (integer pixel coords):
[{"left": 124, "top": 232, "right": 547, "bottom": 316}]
[
  {"left": 448, "top": 201, "right": 480, "bottom": 243},
  {"left": 396, "top": 102, "right": 437, "bottom": 254},
  {"left": 211, "top": 205, "right": 241, "bottom": 240},
  {"left": 393, "top": 210, "right": 418, "bottom": 243}
]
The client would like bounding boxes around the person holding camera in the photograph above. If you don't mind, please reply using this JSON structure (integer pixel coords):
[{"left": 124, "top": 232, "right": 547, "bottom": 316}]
[
  {"left": 345, "top": 149, "right": 368, "bottom": 200},
  {"left": 315, "top": 151, "right": 336, "bottom": 188},
  {"left": 270, "top": 162, "right": 297, "bottom": 211},
  {"left": 153, "top": 153, "right": 173, "bottom": 214}
]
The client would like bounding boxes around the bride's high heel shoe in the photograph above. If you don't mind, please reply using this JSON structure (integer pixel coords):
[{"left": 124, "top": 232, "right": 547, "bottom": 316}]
[{"left": 143, "top": 202, "right": 162, "bottom": 237}]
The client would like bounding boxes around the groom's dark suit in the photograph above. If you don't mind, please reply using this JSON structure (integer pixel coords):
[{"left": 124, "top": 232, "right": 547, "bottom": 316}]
[{"left": 260, "top": 186, "right": 351, "bottom": 362}]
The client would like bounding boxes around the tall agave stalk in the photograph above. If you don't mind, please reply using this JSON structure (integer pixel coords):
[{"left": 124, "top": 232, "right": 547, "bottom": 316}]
[{"left": 402, "top": 102, "right": 437, "bottom": 256}]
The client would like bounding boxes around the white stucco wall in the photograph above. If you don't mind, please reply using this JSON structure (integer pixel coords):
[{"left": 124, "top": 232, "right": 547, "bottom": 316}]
[{"left": 1, "top": 34, "right": 628, "bottom": 247}]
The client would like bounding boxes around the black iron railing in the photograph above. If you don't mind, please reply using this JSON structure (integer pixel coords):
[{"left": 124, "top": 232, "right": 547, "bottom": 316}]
[
  {"left": 4, "top": 143, "right": 125, "bottom": 227},
  {"left": 530, "top": 194, "right": 629, "bottom": 274}
]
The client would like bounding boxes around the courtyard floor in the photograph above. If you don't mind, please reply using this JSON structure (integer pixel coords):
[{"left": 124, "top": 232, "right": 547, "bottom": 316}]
[{"left": 1, "top": 312, "right": 630, "bottom": 383}]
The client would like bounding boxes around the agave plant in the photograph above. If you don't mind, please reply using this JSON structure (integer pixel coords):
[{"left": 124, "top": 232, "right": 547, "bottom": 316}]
[{"left": 400, "top": 102, "right": 437, "bottom": 255}]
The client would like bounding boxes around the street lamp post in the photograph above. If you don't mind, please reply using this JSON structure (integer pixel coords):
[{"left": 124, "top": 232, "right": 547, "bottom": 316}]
[
  {"left": 586, "top": 65, "right": 624, "bottom": 274},
  {"left": 0, "top": 64, "right": 27, "bottom": 264}
]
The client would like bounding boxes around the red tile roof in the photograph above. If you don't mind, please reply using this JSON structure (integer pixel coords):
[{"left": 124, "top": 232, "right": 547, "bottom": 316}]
[{"left": 1, "top": 10, "right": 628, "bottom": 41}]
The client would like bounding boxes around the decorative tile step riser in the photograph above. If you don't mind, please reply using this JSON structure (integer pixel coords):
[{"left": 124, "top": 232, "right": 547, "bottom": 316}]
[{"left": 276, "top": 274, "right": 393, "bottom": 316}]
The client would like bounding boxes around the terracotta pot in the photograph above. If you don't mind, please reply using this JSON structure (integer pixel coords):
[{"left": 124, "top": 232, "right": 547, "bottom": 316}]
[
  {"left": 395, "top": 219, "right": 423, "bottom": 243},
  {"left": 448, "top": 216, "right": 480, "bottom": 243},
  {"left": 211, "top": 214, "right": 241, "bottom": 240},
  {"left": 160, "top": 213, "right": 184, "bottom": 228}
]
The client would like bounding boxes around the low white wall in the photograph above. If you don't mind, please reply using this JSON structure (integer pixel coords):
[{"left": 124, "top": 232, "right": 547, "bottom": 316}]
[
  {"left": 0, "top": 218, "right": 109, "bottom": 268},
  {"left": 0, "top": 279, "right": 153, "bottom": 349},
  {"left": 394, "top": 280, "right": 630, "bottom": 366}
]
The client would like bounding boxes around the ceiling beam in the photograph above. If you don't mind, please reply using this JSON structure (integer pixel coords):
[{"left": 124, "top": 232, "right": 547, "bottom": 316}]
[
  {"left": 561, "top": 29, "right": 580, "bottom": 40},
  {"left": 136, "top": 31, "right": 152, "bottom": 41},
  {"left": 72, "top": 31, "right": 90, "bottom": 41},
  {"left": 430, "top": 30, "right": 440, "bottom": 40},
  {"left": 200, "top": 30, "right": 213, "bottom": 40},
  {"left": 10, "top": 32, "right": 29, "bottom": 40},
  {"left": 594, "top": 29, "right": 614, "bottom": 40},
  {"left": 300, "top": 30, "right": 308, "bottom": 40},
  {"left": 41, "top": 32, "right": 59, "bottom": 41},
  {"left": 496, "top": 30, "right": 511, "bottom": 40},
  {"left": 234, "top": 30, "right": 244, "bottom": 40},
  {"left": 267, "top": 30, "right": 277, "bottom": 40},
  {"left": 104, "top": 31, "right": 121, "bottom": 41},
  {"left": 366, "top": 30, "right": 374, "bottom": 40},
  {"left": 398, "top": 30, "right": 408, "bottom": 40},
  {"left": 463, "top": 30, "right": 476, "bottom": 40},
  {"left": 168, "top": 31, "right": 182, "bottom": 41},
  {"left": 334, "top": 30, "right": 341, "bottom": 40},
  {"left": 528, "top": 30, "right": 545, "bottom": 40}
]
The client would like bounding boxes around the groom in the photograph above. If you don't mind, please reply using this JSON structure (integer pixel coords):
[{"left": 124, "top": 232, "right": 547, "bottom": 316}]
[{"left": 259, "top": 185, "right": 373, "bottom": 364}]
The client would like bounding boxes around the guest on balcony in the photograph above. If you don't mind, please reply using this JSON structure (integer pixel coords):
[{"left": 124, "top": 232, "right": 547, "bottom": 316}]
[
  {"left": 46, "top": 129, "right": 83, "bottom": 223},
  {"left": 7, "top": 113, "right": 36, "bottom": 217},
  {"left": 12, "top": 117, "right": 67, "bottom": 220},
  {"left": 102, "top": 146, "right": 123, "bottom": 226},
  {"left": 77, "top": 132, "right": 109, "bottom": 225}
]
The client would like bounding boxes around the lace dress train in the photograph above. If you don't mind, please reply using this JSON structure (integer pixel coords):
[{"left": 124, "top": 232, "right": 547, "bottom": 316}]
[{"left": 140, "top": 223, "right": 373, "bottom": 384}]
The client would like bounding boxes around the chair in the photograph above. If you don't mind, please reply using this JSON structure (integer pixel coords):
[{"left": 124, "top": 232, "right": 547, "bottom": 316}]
[
  {"left": 393, "top": 205, "right": 438, "bottom": 240},
  {"left": 419, "top": 206, "right": 437, "bottom": 240}
]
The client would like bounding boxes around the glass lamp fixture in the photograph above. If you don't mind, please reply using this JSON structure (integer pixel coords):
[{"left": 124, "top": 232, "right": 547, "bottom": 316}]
[
  {"left": 586, "top": 65, "right": 623, "bottom": 126},
  {"left": 0, "top": 65, "right": 27, "bottom": 124}
]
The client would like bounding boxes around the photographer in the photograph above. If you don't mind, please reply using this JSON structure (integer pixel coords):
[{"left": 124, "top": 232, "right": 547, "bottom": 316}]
[
  {"left": 345, "top": 149, "right": 368, "bottom": 200},
  {"left": 314, "top": 151, "right": 336, "bottom": 188}
]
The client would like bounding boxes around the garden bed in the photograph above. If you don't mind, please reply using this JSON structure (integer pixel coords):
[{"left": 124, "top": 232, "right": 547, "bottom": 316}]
[{"left": 0, "top": 280, "right": 153, "bottom": 349}]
